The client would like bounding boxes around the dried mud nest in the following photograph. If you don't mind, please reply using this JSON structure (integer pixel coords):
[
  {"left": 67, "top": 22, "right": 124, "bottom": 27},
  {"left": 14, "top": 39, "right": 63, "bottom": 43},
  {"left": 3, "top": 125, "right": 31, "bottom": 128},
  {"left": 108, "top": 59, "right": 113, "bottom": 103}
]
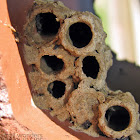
[{"left": 23, "top": 1, "right": 140, "bottom": 139}]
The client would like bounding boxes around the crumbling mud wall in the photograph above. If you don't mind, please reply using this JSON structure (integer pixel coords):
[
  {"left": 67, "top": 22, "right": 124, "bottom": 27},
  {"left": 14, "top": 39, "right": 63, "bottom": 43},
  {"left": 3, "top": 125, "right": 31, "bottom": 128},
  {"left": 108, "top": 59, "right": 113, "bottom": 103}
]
[{"left": 23, "top": 1, "right": 140, "bottom": 139}]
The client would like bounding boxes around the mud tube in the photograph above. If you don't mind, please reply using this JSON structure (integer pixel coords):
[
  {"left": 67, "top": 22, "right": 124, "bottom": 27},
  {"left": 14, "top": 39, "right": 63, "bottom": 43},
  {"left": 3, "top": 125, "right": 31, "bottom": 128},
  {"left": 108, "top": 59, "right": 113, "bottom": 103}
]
[
  {"left": 24, "top": 1, "right": 75, "bottom": 47},
  {"left": 66, "top": 88, "right": 105, "bottom": 137},
  {"left": 98, "top": 91, "right": 139, "bottom": 139},
  {"left": 24, "top": 44, "right": 75, "bottom": 80},
  {"left": 29, "top": 71, "right": 73, "bottom": 114},
  {"left": 59, "top": 11, "right": 107, "bottom": 56},
  {"left": 74, "top": 51, "right": 111, "bottom": 90}
]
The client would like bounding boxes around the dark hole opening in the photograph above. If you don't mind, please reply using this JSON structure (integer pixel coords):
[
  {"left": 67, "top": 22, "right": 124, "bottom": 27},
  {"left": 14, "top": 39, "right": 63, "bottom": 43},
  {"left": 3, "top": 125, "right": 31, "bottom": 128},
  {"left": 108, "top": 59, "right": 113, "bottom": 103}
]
[
  {"left": 40, "top": 55, "right": 64, "bottom": 74},
  {"left": 47, "top": 81, "right": 66, "bottom": 98},
  {"left": 31, "top": 64, "right": 37, "bottom": 72},
  {"left": 95, "top": 50, "right": 99, "bottom": 53},
  {"left": 82, "top": 56, "right": 99, "bottom": 79},
  {"left": 81, "top": 120, "right": 92, "bottom": 129},
  {"left": 49, "top": 107, "right": 53, "bottom": 111},
  {"left": 73, "top": 116, "right": 76, "bottom": 119},
  {"left": 98, "top": 130, "right": 106, "bottom": 137},
  {"left": 137, "top": 130, "right": 140, "bottom": 134},
  {"left": 116, "top": 137, "right": 130, "bottom": 140},
  {"left": 35, "top": 12, "right": 60, "bottom": 36},
  {"left": 69, "top": 22, "right": 92, "bottom": 48},
  {"left": 69, "top": 117, "right": 75, "bottom": 125},
  {"left": 116, "top": 137, "right": 131, "bottom": 140},
  {"left": 53, "top": 45, "right": 60, "bottom": 50},
  {"left": 74, "top": 83, "right": 79, "bottom": 89},
  {"left": 37, "top": 93, "right": 44, "bottom": 96},
  {"left": 105, "top": 106, "right": 130, "bottom": 131}
]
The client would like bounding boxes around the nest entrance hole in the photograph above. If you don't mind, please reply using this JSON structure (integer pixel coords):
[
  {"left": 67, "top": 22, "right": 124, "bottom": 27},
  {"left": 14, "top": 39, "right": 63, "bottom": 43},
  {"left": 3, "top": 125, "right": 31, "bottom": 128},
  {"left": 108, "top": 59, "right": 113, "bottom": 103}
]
[
  {"left": 82, "top": 56, "right": 99, "bottom": 79},
  {"left": 105, "top": 106, "right": 130, "bottom": 131},
  {"left": 69, "top": 22, "right": 92, "bottom": 48},
  {"left": 40, "top": 55, "right": 64, "bottom": 74},
  {"left": 35, "top": 12, "right": 60, "bottom": 36},
  {"left": 47, "top": 81, "right": 66, "bottom": 98}
]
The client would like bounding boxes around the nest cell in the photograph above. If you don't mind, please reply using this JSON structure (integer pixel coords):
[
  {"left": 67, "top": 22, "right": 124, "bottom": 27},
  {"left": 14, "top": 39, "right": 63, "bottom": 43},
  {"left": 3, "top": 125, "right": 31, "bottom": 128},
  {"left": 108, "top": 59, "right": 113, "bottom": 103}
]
[
  {"left": 69, "top": 22, "right": 92, "bottom": 48},
  {"left": 59, "top": 12, "right": 106, "bottom": 56},
  {"left": 66, "top": 88, "right": 105, "bottom": 137},
  {"left": 67, "top": 88, "right": 105, "bottom": 125},
  {"left": 24, "top": 1, "right": 75, "bottom": 46},
  {"left": 98, "top": 92, "right": 139, "bottom": 139},
  {"left": 47, "top": 80, "right": 66, "bottom": 99},
  {"left": 30, "top": 71, "right": 74, "bottom": 112},
  {"left": 105, "top": 106, "right": 130, "bottom": 131},
  {"left": 82, "top": 56, "right": 99, "bottom": 79},
  {"left": 45, "top": 78, "right": 74, "bottom": 111},
  {"left": 75, "top": 52, "right": 107, "bottom": 90},
  {"left": 35, "top": 12, "right": 60, "bottom": 36},
  {"left": 40, "top": 55, "right": 64, "bottom": 75},
  {"left": 35, "top": 45, "right": 75, "bottom": 80}
]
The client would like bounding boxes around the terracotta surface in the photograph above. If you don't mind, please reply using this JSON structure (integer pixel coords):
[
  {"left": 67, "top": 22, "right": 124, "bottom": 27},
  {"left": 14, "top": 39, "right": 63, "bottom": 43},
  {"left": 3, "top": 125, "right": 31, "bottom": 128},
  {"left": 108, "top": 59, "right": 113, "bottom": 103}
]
[
  {"left": 0, "top": 0, "right": 113, "bottom": 139},
  {"left": 0, "top": 1, "right": 77, "bottom": 140}
]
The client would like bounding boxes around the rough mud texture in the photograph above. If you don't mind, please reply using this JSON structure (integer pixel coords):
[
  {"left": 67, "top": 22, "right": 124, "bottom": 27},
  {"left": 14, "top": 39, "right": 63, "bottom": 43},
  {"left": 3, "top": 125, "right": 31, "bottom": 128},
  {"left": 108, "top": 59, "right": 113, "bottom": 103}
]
[
  {"left": 24, "top": 1, "right": 76, "bottom": 47},
  {"left": 67, "top": 88, "right": 105, "bottom": 137},
  {"left": 59, "top": 11, "right": 107, "bottom": 56},
  {"left": 98, "top": 91, "right": 139, "bottom": 138},
  {"left": 23, "top": 0, "right": 140, "bottom": 139},
  {"left": 74, "top": 51, "right": 110, "bottom": 90},
  {"left": 130, "top": 122, "right": 140, "bottom": 140},
  {"left": 30, "top": 71, "right": 74, "bottom": 111}
]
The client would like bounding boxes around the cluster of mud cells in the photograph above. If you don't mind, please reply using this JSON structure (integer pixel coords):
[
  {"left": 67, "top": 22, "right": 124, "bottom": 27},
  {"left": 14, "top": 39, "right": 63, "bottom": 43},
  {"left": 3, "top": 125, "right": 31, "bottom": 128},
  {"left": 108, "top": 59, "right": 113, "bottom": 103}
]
[{"left": 23, "top": 1, "right": 140, "bottom": 139}]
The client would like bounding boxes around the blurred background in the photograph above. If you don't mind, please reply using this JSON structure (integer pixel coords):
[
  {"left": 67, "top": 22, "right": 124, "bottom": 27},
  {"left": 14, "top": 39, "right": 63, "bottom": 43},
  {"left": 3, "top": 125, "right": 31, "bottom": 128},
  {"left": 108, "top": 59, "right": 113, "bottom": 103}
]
[{"left": 94, "top": 0, "right": 140, "bottom": 65}]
